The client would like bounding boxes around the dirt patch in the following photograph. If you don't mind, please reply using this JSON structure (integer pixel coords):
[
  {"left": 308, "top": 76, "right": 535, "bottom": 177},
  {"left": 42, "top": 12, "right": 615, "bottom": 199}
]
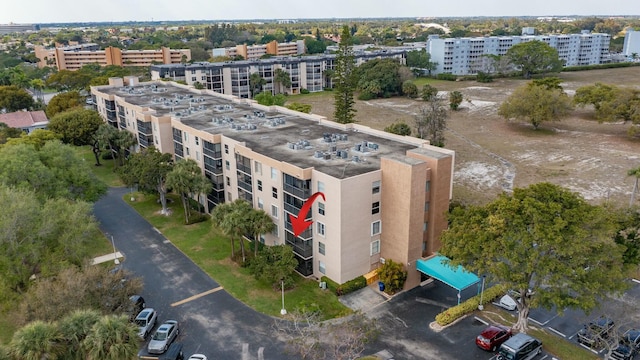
[{"left": 291, "top": 67, "right": 640, "bottom": 206}]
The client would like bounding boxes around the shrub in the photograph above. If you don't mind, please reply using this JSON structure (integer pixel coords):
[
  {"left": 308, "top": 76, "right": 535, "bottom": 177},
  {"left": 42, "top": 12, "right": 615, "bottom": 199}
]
[
  {"left": 357, "top": 91, "right": 376, "bottom": 101},
  {"left": 437, "top": 73, "right": 457, "bottom": 81},
  {"left": 435, "top": 284, "right": 507, "bottom": 326},
  {"left": 476, "top": 71, "right": 493, "bottom": 83},
  {"left": 321, "top": 275, "right": 366, "bottom": 296},
  {"left": 384, "top": 122, "right": 412, "bottom": 136},
  {"left": 300, "top": 88, "right": 310, "bottom": 94},
  {"left": 378, "top": 259, "right": 407, "bottom": 295},
  {"left": 321, "top": 276, "right": 340, "bottom": 294}
]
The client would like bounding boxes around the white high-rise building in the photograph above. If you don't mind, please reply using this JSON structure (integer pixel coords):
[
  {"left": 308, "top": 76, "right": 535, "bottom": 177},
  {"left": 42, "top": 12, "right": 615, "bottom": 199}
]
[
  {"left": 623, "top": 30, "right": 640, "bottom": 59},
  {"left": 427, "top": 32, "right": 611, "bottom": 75}
]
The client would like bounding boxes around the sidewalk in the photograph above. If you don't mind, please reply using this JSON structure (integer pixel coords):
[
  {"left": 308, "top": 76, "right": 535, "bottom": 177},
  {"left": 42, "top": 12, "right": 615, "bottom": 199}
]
[
  {"left": 339, "top": 283, "right": 390, "bottom": 312},
  {"left": 91, "top": 251, "right": 123, "bottom": 265}
]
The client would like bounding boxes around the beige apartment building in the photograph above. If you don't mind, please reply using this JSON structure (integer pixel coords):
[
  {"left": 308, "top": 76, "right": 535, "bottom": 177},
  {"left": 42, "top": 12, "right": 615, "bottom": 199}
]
[
  {"left": 35, "top": 45, "right": 191, "bottom": 71},
  {"left": 212, "top": 40, "right": 305, "bottom": 60},
  {"left": 91, "top": 77, "right": 454, "bottom": 289}
]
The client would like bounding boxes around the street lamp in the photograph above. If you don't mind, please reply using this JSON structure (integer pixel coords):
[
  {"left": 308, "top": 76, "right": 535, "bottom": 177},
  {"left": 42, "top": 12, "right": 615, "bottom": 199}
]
[
  {"left": 478, "top": 275, "right": 486, "bottom": 311},
  {"left": 111, "top": 235, "right": 120, "bottom": 265},
  {"left": 280, "top": 277, "right": 287, "bottom": 315}
]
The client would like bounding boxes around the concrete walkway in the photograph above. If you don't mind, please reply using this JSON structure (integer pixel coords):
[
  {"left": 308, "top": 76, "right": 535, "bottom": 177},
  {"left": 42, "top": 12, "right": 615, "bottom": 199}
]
[
  {"left": 91, "top": 251, "right": 123, "bottom": 265},
  {"left": 339, "top": 283, "right": 390, "bottom": 313}
]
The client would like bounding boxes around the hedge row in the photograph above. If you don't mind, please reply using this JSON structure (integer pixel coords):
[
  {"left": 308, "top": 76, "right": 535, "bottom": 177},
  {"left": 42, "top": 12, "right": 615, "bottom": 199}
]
[
  {"left": 562, "top": 62, "right": 640, "bottom": 72},
  {"left": 435, "top": 284, "right": 507, "bottom": 326},
  {"left": 320, "top": 275, "right": 367, "bottom": 296}
]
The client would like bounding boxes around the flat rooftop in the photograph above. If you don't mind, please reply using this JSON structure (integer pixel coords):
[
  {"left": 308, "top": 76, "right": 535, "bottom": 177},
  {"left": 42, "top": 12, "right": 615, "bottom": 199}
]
[{"left": 99, "top": 82, "right": 429, "bottom": 179}]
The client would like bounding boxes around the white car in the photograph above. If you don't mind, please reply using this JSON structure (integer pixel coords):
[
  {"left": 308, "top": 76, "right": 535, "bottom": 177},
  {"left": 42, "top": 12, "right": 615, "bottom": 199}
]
[
  {"left": 188, "top": 355, "right": 208, "bottom": 360},
  {"left": 135, "top": 308, "right": 157, "bottom": 339},
  {"left": 497, "top": 294, "right": 517, "bottom": 311}
]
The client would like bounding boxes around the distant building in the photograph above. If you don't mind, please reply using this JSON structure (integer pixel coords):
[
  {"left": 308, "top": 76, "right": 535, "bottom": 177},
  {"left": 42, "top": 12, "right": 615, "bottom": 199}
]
[
  {"left": 212, "top": 40, "right": 306, "bottom": 60},
  {"left": 623, "top": 29, "right": 640, "bottom": 59},
  {"left": 0, "top": 23, "right": 39, "bottom": 34},
  {"left": 34, "top": 45, "right": 191, "bottom": 71},
  {"left": 427, "top": 31, "right": 611, "bottom": 75},
  {"left": 521, "top": 27, "right": 536, "bottom": 35},
  {"left": 0, "top": 110, "right": 48, "bottom": 133},
  {"left": 152, "top": 49, "right": 406, "bottom": 98}
]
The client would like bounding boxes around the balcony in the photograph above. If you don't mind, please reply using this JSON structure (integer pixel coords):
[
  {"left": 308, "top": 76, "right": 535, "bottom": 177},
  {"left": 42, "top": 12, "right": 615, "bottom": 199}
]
[
  {"left": 284, "top": 219, "right": 312, "bottom": 240},
  {"left": 285, "top": 233, "right": 313, "bottom": 258},
  {"left": 236, "top": 163, "right": 251, "bottom": 175},
  {"left": 283, "top": 183, "right": 311, "bottom": 200}
]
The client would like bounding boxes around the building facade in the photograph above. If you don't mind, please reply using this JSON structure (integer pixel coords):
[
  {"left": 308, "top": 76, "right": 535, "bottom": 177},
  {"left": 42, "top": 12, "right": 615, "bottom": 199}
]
[
  {"left": 151, "top": 49, "right": 406, "bottom": 98},
  {"left": 91, "top": 77, "right": 453, "bottom": 289},
  {"left": 623, "top": 30, "right": 640, "bottom": 59},
  {"left": 427, "top": 31, "right": 611, "bottom": 75},
  {"left": 0, "top": 23, "right": 39, "bottom": 34},
  {"left": 34, "top": 45, "right": 191, "bottom": 71},
  {"left": 212, "top": 40, "right": 306, "bottom": 60}
]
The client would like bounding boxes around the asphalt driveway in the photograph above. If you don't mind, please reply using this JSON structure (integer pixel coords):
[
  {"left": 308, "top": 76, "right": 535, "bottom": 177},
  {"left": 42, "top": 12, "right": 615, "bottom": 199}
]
[{"left": 93, "top": 187, "right": 295, "bottom": 360}]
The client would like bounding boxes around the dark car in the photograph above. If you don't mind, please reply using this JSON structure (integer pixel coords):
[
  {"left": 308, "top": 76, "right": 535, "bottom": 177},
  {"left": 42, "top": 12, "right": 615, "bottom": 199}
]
[
  {"left": 611, "top": 329, "right": 640, "bottom": 360},
  {"left": 476, "top": 325, "right": 513, "bottom": 352},
  {"left": 127, "top": 295, "right": 145, "bottom": 321},
  {"left": 577, "top": 316, "right": 615, "bottom": 348}
]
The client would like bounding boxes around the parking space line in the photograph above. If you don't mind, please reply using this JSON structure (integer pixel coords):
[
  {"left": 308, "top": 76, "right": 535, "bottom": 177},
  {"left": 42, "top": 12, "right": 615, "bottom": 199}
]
[
  {"left": 577, "top": 342, "right": 599, "bottom": 354},
  {"left": 632, "top": 278, "right": 640, "bottom": 284},
  {"left": 547, "top": 327, "right": 566, "bottom": 338},
  {"left": 171, "top": 286, "right": 224, "bottom": 307},
  {"left": 474, "top": 316, "right": 489, "bottom": 325}
]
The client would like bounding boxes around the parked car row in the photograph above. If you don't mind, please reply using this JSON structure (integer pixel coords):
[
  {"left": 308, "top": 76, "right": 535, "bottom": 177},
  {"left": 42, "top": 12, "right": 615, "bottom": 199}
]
[
  {"left": 476, "top": 324, "right": 542, "bottom": 360},
  {"left": 576, "top": 316, "right": 616, "bottom": 348},
  {"left": 133, "top": 307, "right": 207, "bottom": 360},
  {"left": 611, "top": 328, "right": 640, "bottom": 360}
]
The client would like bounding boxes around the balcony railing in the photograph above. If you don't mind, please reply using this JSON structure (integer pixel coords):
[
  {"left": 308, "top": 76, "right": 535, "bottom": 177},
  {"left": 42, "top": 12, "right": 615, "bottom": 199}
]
[
  {"left": 286, "top": 237, "right": 313, "bottom": 258},
  {"left": 284, "top": 221, "right": 312, "bottom": 240},
  {"left": 283, "top": 183, "right": 311, "bottom": 199}
]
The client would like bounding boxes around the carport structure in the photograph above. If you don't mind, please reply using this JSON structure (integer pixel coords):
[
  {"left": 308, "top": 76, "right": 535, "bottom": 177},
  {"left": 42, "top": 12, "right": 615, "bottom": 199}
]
[{"left": 416, "top": 254, "right": 480, "bottom": 304}]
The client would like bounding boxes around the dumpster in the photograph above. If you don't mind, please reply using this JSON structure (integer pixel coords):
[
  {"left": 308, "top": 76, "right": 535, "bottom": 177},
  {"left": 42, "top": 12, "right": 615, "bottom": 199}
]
[{"left": 378, "top": 281, "right": 385, "bottom": 292}]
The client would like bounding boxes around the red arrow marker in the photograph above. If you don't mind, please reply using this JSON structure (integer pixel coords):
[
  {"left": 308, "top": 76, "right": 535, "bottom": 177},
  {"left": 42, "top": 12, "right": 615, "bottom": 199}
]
[{"left": 289, "top": 192, "right": 325, "bottom": 237}]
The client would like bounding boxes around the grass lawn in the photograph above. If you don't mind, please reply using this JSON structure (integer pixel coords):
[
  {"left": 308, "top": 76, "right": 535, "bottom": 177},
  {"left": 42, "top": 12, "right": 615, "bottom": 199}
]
[
  {"left": 73, "top": 146, "right": 124, "bottom": 187},
  {"left": 478, "top": 305, "right": 598, "bottom": 360},
  {"left": 124, "top": 192, "right": 350, "bottom": 319}
]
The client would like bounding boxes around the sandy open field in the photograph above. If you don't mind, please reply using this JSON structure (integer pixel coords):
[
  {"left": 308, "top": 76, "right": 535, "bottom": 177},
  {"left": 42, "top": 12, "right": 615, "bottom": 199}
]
[{"left": 291, "top": 67, "right": 640, "bottom": 206}]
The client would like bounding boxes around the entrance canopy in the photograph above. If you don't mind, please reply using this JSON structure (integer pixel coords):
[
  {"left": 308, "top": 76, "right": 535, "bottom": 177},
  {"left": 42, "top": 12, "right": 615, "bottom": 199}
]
[{"left": 416, "top": 255, "right": 480, "bottom": 291}]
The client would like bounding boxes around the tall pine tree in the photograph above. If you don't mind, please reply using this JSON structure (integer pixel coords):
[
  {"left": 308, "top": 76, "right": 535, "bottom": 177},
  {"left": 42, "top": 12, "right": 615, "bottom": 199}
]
[{"left": 333, "top": 25, "right": 357, "bottom": 124}]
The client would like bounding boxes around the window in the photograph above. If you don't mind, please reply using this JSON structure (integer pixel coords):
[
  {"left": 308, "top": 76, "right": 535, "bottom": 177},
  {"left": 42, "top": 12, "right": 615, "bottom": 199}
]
[
  {"left": 254, "top": 161, "right": 262, "bottom": 174},
  {"left": 271, "top": 205, "right": 278, "bottom": 218},
  {"left": 371, "top": 220, "right": 381, "bottom": 235},
  {"left": 227, "top": 191, "right": 232, "bottom": 201},
  {"left": 372, "top": 180, "right": 380, "bottom": 194},
  {"left": 425, "top": 181, "right": 431, "bottom": 192},
  {"left": 318, "top": 202, "right": 325, "bottom": 215},
  {"left": 371, "top": 240, "right": 380, "bottom": 255},
  {"left": 195, "top": 136, "right": 199, "bottom": 145},
  {"left": 196, "top": 151, "right": 200, "bottom": 161},
  {"left": 225, "top": 160, "right": 230, "bottom": 170},
  {"left": 257, "top": 180, "right": 263, "bottom": 191},
  {"left": 317, "top": 222, "right": 325, "bottom": 236},
  {"left": 271, "top": 168, "right": 278, "bottom": 180},
  {"left": 317, "top": 181, "right": 325, "bottom": 193},
  {"left": 272, "top": 224, "right": 278, "bottom": 237},
  {"left": 272, "top": 187, "right": 278, "bottom": 199},
  {"left": 425, "top": 202, "right": 429, "bottom": 212},
  {"left": 372, "top": 201, "right": 380, "bottom": 214},
  {"left": 184, "top": 133, "right": 188, "bottom": 141},
  {"left": 318, "top": 242, "right": 325, "bottom": 255},
  {"left": 423, "top": 222, "right": 428, "bottom": 232},
  {"left": 258, "top": 198, "right": 263, "bottom": 209},
  {"left": 224, "top": 144, "right": 229, "bottom": 154},
  {"left": 186, "top": 147, "right": 190, "bottom": 156},
  {"left": 319, "top": 261, "right": 326, "bottom": 274},
  {"left": 226, "top": 177, "right": 230, "bottom": 186}
]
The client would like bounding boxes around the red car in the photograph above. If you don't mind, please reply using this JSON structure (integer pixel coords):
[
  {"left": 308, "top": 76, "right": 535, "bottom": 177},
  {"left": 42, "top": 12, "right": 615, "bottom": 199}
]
[{"left": 476, "top": 325, "right": 513, "bottom": 352}]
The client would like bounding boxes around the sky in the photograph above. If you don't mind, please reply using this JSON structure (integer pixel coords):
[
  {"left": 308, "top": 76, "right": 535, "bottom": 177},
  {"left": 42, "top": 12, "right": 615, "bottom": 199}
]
[{"left": 2, "top": 0, "right": 640, "bottom": 24}]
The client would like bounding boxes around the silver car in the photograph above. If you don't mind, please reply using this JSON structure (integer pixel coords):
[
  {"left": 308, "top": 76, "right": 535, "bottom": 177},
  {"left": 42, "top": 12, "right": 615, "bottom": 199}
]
[
  {"left": 148, "top": 320, "right": 180, "bottom": 354},
  {"left": 135, "top": 308, "right": 157, "bottom": 340}
]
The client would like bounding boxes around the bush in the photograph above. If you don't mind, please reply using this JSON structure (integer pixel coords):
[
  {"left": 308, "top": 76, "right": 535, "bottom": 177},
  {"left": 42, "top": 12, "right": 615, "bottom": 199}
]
[
  {"left": 101, "top": 151, "right": 115, "bottom": 160},
  {"left": 321, "top": 275, "right": 366, "bottom": 296},
  {"left": 185, "top": 212, "right": 209, "bottom": 225},
  {"left": 300, "top": 88, "right": 310, "bottom": 94},
  {"left": 562, "top": 62, "right": 640, "bottom": 72},
  {"left": 436, "top": 73, "right": 457, "bottom": 81},
  {"left": 476, "top": 71, "right": 493, "bottom": 83},
  {"left": 435, "top": 284, "right": 507, "bottom": 326},
  {"left": 378, "top": 259, "right": 407, "bottom": 295},
  {"left": 357, "top": 91, "right": 376, "bottom": 101}
]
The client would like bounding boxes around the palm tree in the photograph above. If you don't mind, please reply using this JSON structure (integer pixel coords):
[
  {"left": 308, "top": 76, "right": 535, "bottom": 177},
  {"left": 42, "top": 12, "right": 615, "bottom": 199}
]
[
  {"left": 9, "top": 320, "right": 63, "bottom": 360},
  {"left": 248, "top": 208, "right": 275, "bottom": 257},
  {"left": 249, "top": 72, "right": 266, "bottom": 98},
  {"left": 166, "top": 159, "right": 212, "bottom": 223},
  {"left": 629, "top": 166, "right": 640, "bottom": 207},
  {"left": 83, "top": 314, "right": 138, "bottom": 360},
  {"left": 212, "top": 199, "right": 252, "bottom": 263},
  {"left": 274, "top": 68, "right": 292, "bottom": 95},
  {"left": 113, "top": 130, "right": 137, "bottom": 167},
  {"left": 58, "top": 309, "right": 101, "bottom": 360}
]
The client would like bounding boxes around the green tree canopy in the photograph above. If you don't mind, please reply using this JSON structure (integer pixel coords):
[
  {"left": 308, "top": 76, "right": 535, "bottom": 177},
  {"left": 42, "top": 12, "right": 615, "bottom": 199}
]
[
  {"left": 46, "top": 91, "right": 84, "bottom": 118},
  {"left": 249, "top": 244, "right": 297, "bottom": 289},
  {"left": 286, "top": 102, "right": 312, "bottom": 114},
  {"left": 440, "top": 182, "right": 628, "bottom": 333},
  {"left": 384, "top": 122, "right": 412, "bottom": 136},
  {"left": 211, "top": 199, "right": 253, "bottom": 262},
  {"left": 48, "top": 108, "right": 103, "bottom": 146},
  {"left": 0, "top": 122, "right": 24, "bottom": 145},
  {"left": 449, "top": 90, "right": 463, "bottom": 110},
  {"left": 506, "top": 40, "right": 564, "bottom": 79},
  {"left": 420, "top": 84, "right": 438, "bottom": 102},
  {"left": 0, "top": 85, "right": 34, "bottom": 112},
  {"left": 406, "top": 49, "right": 437, "bottom": 74},
  {"left": 355, "top": 58, "right": 403, "bottom": 99},
  {"left": 254, "top": 91, "right": 286, "bottom": 106},
  {"left": 498, "top": 82, "right": 573, "bottom": 129}
]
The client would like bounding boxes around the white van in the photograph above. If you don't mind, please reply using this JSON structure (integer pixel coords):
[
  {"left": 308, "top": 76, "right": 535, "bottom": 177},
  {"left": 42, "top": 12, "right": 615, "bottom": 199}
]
[{"left": 497, "top": 333, "right": 542, "bottom": 360}]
